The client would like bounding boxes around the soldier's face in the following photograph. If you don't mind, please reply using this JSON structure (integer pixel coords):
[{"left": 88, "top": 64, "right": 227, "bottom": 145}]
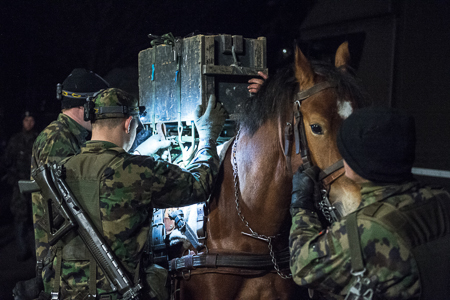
[
  {"left": 23, "top": 116, "right": 35, "bottom": 131},
  {"left": 343, "top": 160, "right": 369, "bottom": 184}
]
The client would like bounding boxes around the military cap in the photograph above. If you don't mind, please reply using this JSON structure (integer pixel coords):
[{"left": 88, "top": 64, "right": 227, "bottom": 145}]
[
  {"left": 58, "top": 68, "right": 110, "bottom": 109},
  {"left": 91, "top": 88, "right": 139, "bottom": 120}
]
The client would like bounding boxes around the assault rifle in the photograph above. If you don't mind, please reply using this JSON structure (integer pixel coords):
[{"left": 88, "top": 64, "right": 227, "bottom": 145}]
[{"left": 19, "top": 164, "right": 142, "bottom": 299}]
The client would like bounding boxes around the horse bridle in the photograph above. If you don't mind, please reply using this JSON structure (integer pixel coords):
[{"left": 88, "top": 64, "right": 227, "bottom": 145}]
[{"left": 286, "top": 80, "right": 345, "bottom": 223}]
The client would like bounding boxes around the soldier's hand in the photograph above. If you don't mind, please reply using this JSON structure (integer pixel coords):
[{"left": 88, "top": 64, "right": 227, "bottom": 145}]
[
  {"left": 194, "top": 95, "right": 227, "bottom": 142},
  {"left": 134, "top": 134, "right": 171, "bottom": 156},
  {"left": 248, "top": 71, "right": 268, "bottom": 94},
  {"left": 291, "top": 166, "right": 321, "bottom": 215}
]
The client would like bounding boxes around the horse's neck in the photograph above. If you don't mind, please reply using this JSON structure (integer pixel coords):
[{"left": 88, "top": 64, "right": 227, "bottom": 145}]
[{"left": 236, "top": 123, "right": 292, "bottom": 234}]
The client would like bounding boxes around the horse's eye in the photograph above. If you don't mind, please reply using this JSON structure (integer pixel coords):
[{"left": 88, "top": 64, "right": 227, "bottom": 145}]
[{"left": 310, "top": 124, "right": 323, "bottom": 135}]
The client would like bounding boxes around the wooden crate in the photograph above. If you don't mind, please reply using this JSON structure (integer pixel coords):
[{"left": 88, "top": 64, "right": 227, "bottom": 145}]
[{"left": 138, "top": 34, "right": 267, "bottom": 126}]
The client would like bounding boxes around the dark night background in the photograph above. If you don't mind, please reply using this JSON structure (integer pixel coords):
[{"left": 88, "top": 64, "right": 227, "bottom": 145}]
[
  {"left": 0, "top": 0, "right": 312, "bottom": 140},
  {"left": 1, "top": 0, "right": 450, "bottom": 298}
]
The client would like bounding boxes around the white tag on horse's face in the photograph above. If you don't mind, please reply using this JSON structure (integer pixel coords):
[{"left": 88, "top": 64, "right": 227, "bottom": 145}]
[{"left": 338, "top": 100, "right": 353, "bottom": 119}]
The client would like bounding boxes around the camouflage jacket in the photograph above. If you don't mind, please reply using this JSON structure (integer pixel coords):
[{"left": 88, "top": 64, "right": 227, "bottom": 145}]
[
  {"left": 2, "top": 129, "right": 38, "bottom": 183},
  {"left": 31, "top": 113, "right": 89, "bottom": 262},
  {"left": 289, "top": 180, "right": 449, "bottom": 299},
  {"left": 42, "top": 140, "right": 220, "bottom": 298}
]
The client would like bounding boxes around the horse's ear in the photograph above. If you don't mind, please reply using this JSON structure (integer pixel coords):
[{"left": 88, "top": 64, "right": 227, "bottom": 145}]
[
  {"left": 295, "top": 46, "right": 315, "bottom": 91},
  {"left": 335, "top": 41, "right": 350, "bottom": 69}
]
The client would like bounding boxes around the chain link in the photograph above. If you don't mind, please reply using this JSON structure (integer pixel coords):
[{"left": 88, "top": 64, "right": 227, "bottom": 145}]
[{"left": 232, "top": 129, "right": 292, "bottom": 279}]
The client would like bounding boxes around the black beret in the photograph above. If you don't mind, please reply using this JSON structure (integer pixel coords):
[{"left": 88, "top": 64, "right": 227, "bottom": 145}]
[{"left": 337, "top": 106, "right": 416, "bottom": 183}]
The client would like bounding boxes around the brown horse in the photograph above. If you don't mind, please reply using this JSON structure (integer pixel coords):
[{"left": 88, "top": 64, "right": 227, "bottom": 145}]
[{"left": 170, "top": 43, "right": 368, "bottom": 300}]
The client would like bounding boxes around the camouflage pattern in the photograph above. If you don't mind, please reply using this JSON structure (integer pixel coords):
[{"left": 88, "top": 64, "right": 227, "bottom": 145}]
[
  {"left": 3, "top": 129, "right": 37, "bottom": 185},
  {"left": 3, "top": 129, "right": 37, "bottom": 259},
  {"left": 41, "top": 140, "right": 219, "bottom": 297},
  {"left": 31, "top": 113, "right": 89, "bottom": 262},
  {"left": 289, "top": 180, "right": 450, "bottom": 299},
  {"left": 4, "top": 129, "right": 38, "bottom": 218}
]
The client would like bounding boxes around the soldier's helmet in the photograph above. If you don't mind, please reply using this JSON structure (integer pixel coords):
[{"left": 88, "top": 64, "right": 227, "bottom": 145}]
[
  {"left": 86, "top": 88, "right": 142, "bottom": 122},
  {"left": 57, "top": 68, "right": 110, "bottom": 109}
]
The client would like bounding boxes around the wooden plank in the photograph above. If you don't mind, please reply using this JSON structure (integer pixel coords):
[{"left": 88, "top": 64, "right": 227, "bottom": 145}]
[{"left": 202, "top": 65, "right": 268, "bottom": 76}]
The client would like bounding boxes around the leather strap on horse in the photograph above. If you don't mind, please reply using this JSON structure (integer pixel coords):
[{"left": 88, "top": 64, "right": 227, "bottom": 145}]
[
  {"left": 168, "top": 248, "right": 290, "bottom": 273},
  {"left": 319, "top": 160, "right": 345, "bottom": 187}
]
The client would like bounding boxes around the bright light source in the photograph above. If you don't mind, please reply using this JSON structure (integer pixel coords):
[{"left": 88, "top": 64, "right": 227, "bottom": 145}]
[{"left": 282, "top": 49, "right": 287, "bottom": 54}]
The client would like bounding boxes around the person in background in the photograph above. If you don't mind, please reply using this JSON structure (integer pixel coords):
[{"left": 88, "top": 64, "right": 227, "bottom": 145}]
[
  {"left": 2, "top": 111, "right": 38, "bottom": 261},
  {"left": 289, "top": 107, "right": 450, "bottom": 299}
]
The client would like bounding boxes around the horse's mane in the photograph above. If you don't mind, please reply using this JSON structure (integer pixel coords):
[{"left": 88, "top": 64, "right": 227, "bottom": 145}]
[{"left": 237, "top": 61, "right": 371, "bottom": 136}]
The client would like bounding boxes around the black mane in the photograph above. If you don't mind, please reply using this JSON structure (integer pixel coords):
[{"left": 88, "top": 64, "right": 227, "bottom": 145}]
[{"left": 237, "top": 61, "right": 370, "bottom": 136}]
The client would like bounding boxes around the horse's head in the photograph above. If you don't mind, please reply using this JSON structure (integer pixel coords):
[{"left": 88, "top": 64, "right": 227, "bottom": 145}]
[{"left": 294, "top": 42, "right": 366, "bottom": 216}]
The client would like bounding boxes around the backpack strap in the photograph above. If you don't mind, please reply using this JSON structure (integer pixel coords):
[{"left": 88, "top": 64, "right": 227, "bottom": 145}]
[
  {"left": 345, "top": 211, "right": 375, "bottom": 300},
  {"left": 51, "top": 241, "right": 64, "bottom": 300},
  {"left": 347, "top": 212, "right": 365, "bottom": 275}
]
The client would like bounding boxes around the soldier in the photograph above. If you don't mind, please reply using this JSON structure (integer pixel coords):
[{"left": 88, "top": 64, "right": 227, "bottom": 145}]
[
  {"left": 289, "top": 107, "right": 450, "bottom": 299},
  {"left": 38, "top": 88, "right": 225, "bottom": 299},
  {"left": 2, "top": 111, "right": 38, "bottom": 261},
  {"left": 31, "top": 68, "right": 110, "bottom": 274}
]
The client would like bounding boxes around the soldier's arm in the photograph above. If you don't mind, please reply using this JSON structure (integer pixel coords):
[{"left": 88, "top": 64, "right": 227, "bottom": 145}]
[
  {"left": 126, "top": 147, "right": 220, "bottom": 208},
  {"left": 289, "top": 209, "right": 350, "bottom": 292}
]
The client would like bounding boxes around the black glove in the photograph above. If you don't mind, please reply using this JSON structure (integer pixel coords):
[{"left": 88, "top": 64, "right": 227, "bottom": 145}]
[
  {"left": 290, "top": 166, "right": 321, "bottom": 215},
  {"left": 194, "top": 95, "right": 227, "bottom": 142}
]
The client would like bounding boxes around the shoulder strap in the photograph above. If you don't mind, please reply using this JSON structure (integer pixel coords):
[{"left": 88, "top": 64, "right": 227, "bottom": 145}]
[{"left": 347, "top": 212, "right": 365, "bottom": 274}]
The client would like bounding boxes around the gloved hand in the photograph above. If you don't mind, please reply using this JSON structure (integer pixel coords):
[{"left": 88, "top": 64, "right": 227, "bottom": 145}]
[
  {"left": 194, "top": 95, "right": 227, "bottom": 142},
  {"left": 135, "top": 134, "right": 172, "bottom": 156},
  {"left": 291, "top": 166, "right": 321, "bottom": 215}
]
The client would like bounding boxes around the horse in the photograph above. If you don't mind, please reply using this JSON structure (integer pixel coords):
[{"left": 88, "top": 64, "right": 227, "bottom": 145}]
[{"left": 168, "top": 42, "right": 369, "bottom": 300}]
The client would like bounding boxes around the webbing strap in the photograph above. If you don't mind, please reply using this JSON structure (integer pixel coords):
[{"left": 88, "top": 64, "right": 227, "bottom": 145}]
[
  {"left": 89, "top": 245, "right": 97, "bottom": 296},
  {"left": 52, "top": 244, "right": 63, "bottom": 298},
  {"left": 347, "top": 213, "right": 365, "bottom": 273}
]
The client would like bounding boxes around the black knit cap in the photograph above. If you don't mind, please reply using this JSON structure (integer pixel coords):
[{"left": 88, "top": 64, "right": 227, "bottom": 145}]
[
  {"left": 58, "top": 68, "right": 109, "bottom": 109},
  {"left": 337, "top": 106, "right": 416, "bottom": 183}
]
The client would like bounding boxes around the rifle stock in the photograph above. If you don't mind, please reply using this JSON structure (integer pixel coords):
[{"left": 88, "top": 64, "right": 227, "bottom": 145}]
[{"left": 18, "top": 179, "right": 40, "bottom": 194}]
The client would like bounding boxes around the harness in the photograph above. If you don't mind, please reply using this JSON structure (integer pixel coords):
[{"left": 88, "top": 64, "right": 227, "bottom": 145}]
[{"left": 47, "top": 147, "right": 142, "bottom": 299}]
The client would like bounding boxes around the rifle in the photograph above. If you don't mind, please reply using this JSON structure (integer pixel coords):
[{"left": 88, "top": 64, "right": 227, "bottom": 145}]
[{"left": 19, "top": 164, "right": 142, "bottom": 299}]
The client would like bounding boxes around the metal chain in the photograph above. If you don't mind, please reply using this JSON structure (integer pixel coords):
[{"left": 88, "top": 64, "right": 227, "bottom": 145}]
[
  {"left": 232, "top": 129, "right": 292, "bottom": 279},
  {"left": 268, "top": 237, "right": 292, "bottom": 279}
]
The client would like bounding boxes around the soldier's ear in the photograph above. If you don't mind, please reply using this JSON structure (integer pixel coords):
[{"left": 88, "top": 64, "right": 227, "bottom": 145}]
[{"left": 125, "top": 116, "right": 133, "bottom": 134}]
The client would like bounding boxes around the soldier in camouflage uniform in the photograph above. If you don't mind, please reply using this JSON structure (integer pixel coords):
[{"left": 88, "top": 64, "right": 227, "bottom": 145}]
[
  {"left": 289, "top": 107, "right": 450, "bottom": 299},
  {"left": 40, "top": 88, "right": 226, "bottom": 299},
  {"left": 3, "top": 111, "right": 37, "bottom": 261},
  {"left": 31, "top": 69, "right": 110, "bottom": 274}
]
